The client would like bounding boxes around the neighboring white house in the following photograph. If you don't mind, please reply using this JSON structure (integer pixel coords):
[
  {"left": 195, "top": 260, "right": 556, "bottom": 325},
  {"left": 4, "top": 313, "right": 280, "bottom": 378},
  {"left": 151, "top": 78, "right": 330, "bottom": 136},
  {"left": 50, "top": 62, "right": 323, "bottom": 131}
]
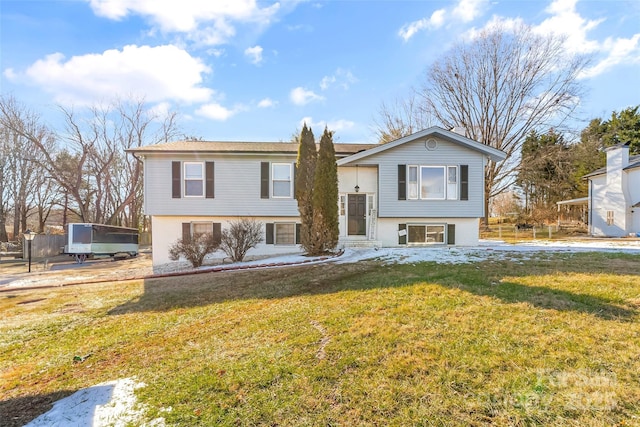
[
  {"left": 584, "top": 142, "right": 640, "bottom": 237},
  {"left": 128, "top": 127, "right": 506, "bottom": 267}
]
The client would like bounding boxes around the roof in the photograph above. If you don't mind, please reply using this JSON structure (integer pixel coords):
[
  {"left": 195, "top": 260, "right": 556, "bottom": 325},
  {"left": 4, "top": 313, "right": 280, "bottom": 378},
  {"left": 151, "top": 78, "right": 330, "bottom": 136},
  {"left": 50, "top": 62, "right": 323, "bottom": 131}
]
[
  {"left": 336, "top": 126, "right": 507, "bottom": 165},
  {"left": 127, "top": 140, "right": 377, "bottom": 157},
  {"left": 583, "top": 154, "right": 640, "bottom": 179},
  {"left": 556, "top": 197, "right": 588, "bottom": 206}
]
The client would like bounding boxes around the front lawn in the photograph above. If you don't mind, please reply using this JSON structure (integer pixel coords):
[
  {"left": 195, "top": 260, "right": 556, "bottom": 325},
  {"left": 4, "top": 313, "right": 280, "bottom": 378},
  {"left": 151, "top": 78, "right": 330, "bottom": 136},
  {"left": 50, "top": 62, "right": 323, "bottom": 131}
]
[{"left": 1, "top": 251, "right": 639, "bottom": 426}]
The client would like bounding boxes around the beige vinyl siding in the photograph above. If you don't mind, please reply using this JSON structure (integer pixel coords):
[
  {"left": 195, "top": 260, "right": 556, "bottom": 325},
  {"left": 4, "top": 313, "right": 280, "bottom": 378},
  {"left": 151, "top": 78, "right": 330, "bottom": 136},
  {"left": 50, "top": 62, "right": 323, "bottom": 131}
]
[
  {"left": 360, "top": 138, "right": 486, "bottom": 218},
  {"left": 143, "top": 154, "right": 299, "bottom": 217}
]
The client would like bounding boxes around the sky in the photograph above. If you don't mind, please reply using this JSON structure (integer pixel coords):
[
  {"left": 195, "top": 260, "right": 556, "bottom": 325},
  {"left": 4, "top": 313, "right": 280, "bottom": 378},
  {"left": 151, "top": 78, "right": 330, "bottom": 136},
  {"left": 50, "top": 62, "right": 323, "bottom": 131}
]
[{"left": 1, "top": 0, "right": 639, "bottom": 144}]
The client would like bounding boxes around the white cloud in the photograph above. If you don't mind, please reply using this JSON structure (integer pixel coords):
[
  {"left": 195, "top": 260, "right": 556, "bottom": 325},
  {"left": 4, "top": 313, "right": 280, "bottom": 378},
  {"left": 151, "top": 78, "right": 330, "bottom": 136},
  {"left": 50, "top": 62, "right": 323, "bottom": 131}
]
[
  {"left": 452, "top": 0, "right": 488, "bottom": 23},
  {"left": 460, "top": 0, "right": 640, "bottom": 81},
  {"left": 87, "top": 0, "right": 282, "bottom": 45},
  {"left": 534, "top": 0, "right": 603, "bottom": 54},
  {"left": 17, "top": 44, "right": 212, "bottom": 105},
  {"left": 398, "top": 9, "right": 446, "bottom": 41},
  {"left": 319, "top": 68, "right": 357, "bottom": 90},
  {"left": 244, "top": 45, "right": 263, "bottom": 65},
  {"left": 298, "top": 116, "right": 355, "bottom": 133},
  {"left": 257, "top": 98, "right": 276, "bottom": 108},
  {"left": 290, "top": 87, "right": 324, "bottom": 106},
  {"left": 581, "top": 33, "right": 640, "bottom": 78},
  {"left": 196, "top": 102, "right": 244, "bottom": 121},
  {"left": 532, "top": 0, "right": 639, "bottom": 78}
]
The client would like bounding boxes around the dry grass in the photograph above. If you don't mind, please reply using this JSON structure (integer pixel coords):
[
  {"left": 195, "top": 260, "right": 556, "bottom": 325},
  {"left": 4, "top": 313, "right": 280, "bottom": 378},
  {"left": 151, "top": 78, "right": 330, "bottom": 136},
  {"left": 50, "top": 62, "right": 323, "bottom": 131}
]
[{"left": 2, "top": 252, "right": 640, "bottom": 426}]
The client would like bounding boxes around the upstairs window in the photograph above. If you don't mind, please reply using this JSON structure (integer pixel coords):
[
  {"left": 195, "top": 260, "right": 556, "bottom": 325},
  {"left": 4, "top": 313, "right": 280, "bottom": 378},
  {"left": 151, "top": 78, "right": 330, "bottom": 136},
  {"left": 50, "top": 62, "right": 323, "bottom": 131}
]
[
  {"left": 272, "top": 163, "right": 293, "bottom": 198},
  {"left": 184, "top": 162, "right": 204, "bottom": 197},
  {"left": 420, "top": 166, "right": 445, "bottom": 200}
]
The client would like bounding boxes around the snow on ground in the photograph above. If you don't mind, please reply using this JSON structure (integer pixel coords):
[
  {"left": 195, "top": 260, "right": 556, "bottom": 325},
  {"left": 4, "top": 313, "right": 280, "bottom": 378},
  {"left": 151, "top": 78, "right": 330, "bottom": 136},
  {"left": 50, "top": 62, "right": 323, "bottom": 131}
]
[
  {"left": 23, "top": 378, "right": 164, "bottom": 427},
  {"left": 12, "top": 238, "right": 640, "bottom": 426}
]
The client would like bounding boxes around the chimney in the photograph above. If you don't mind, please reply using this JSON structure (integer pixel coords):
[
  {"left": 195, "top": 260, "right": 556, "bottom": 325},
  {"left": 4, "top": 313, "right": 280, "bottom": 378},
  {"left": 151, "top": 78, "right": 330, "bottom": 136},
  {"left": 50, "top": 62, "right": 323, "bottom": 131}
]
[{"left": 605, "top": 142, "right": 630, "bottom": 187}]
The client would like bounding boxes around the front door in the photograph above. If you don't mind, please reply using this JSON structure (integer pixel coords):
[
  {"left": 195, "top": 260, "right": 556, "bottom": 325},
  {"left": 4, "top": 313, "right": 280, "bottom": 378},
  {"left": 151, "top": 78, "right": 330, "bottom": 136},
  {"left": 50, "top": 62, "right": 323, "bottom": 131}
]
[{"left": 348, "top": 194, "right": 366, "bottom": 235}]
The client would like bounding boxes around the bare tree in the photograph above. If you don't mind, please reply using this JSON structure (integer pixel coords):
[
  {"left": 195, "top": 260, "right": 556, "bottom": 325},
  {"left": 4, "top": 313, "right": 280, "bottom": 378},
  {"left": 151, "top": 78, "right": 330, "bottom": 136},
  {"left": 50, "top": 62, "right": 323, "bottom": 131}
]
[
  {"left": 375, "top": 23, "right": 589, "bottom": 226},
  {"left": 219, "top": 219, "right": 263, "bottom": 262},
  {"left": 374, "top": 93, "right": 433, "bottom": 144},
  {"left": 0, "top": 95, "right": 180, "bottom": 229}
]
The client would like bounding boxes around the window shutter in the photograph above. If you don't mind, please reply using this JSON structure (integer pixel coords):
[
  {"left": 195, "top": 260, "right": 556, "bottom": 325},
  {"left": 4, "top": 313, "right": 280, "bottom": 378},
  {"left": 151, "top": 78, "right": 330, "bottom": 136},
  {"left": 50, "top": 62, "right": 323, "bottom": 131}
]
[
  {"left": 265, "top": 223, "right": 274, "bottom": 244},
  {"left": 261, "top": 162, "right": 270, "bottom": 199},
  {"left": 172, "top": 162, "right": 181, "bottom": 198},
  {"left": 182, "top": 223, "right": 191, "bottom": 242},
  {"left": 460, "top": 165, "right": 468, "bottom": 201},
  {"left": 398, "top": 223, "right": 407, "bottom": 245},
  {"left": 205, "top": 162, "right": 215, "bottom": 199},
  {"left": 447, "top": 224, "right": 456, "bottom": 245},
  {"left": 398, "top": 165, "right": 406, "bottom": 200},
  {"left": 212, "top": 222, "right": 222, "bottom": 245},
  {"left": 295, "top": 223, "right": 301, "bottom": 244}
]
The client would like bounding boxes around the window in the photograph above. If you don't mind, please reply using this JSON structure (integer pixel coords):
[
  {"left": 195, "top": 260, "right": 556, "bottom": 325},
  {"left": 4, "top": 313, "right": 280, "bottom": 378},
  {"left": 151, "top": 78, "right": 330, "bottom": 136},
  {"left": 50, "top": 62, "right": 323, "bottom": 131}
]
[
  {"left": 606, "top": 210, "right": 614, "bottom": 226},
  {"left": 184, "top": 162, "right": 204, "bottom": 197},
  {"left": 272, "top": 163, "right": 292, "bottom": 198},
  {"left": 420, "top": 166, "right": 445, "bottom": 199},
  {"left": 340, "top": 195, "right": 345, "bottom": 216},
  {"left": 407, "top": 224, "right": 445, "bottom": 244},
  {"left": 192, "top": 222, "right": 212, "bottom": 236},
  {"left": 275, "top": 223, "right": 296, "bottom": 245},
  {"left": 181, "top": 222, "right": 222, "bottom": 245},
  {"left": 447, "top": 166, "right": 458, "bottom": 200},
  {"left": 408, "top": 166, "right": 419, "bottom": 199}
]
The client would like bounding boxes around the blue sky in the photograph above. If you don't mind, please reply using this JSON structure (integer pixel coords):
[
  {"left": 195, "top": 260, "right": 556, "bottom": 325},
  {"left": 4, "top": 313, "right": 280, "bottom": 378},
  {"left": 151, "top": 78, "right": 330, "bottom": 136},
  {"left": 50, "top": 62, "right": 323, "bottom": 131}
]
[{"left": 1, "top": 0, "right": 639, "bottom": 143}]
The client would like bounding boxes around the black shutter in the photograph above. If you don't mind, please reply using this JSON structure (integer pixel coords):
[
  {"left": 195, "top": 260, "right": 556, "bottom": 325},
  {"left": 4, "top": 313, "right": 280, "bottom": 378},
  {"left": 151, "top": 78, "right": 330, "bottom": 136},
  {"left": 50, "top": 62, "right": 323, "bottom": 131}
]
[
  {"left": 295, "top": 223, "right": 301, "bottom": 244},
  {"left": 212, "top": 222, "right": 222, "bottom": 245},
  {"left": 265, "top": 223, "right": 274, "bottom": 244},
  {"left": 205, "top": 162, "right": 215, "bottom": 199},
  {"left": 182, "top": 223, "right": 191, "bottom": 242},
  {"left": 398, "top": 165, "right": 406, "bottom": 200},
  {"left": 460, "top": 165, "right": 469, "bottom": 201},
  {"left": 447, "top": 224, "right": 456, "bottom": 245},
  {"left": 172, "top": 161, "right": 181, "bottom": 198},
  {"left": 398, "top": 223, "right": 407, "bottom": 245},
  {"left": 261, "top": 162, "right": 270, "bottom": 199}
]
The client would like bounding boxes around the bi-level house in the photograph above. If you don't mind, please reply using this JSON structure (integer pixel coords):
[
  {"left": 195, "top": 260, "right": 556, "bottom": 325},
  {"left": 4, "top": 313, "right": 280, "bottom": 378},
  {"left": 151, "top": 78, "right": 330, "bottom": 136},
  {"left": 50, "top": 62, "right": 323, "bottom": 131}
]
[
  {"left": 584, "top": 142, "right": 640, "bottom": 237},
  {"left": 128, "top": 127, "right": 506, "bottom": 267}
]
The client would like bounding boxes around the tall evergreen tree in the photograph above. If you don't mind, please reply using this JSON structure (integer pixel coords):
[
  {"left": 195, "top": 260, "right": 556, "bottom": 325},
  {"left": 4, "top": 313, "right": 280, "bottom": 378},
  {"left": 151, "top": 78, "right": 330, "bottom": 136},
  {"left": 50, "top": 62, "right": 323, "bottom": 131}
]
[
  {"left": 295, "top": 123, "right": 317, "bottom": 253},
  {"left": 310, "top": 128, "right": 339, "bottom": 254}
]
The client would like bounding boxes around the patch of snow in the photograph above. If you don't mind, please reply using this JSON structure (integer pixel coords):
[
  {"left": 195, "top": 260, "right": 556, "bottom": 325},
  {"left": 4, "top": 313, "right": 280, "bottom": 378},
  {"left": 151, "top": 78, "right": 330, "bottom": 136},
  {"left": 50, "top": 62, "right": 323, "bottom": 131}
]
[{"left": 23, "top": 378, "right": 164, "bottom": 427}]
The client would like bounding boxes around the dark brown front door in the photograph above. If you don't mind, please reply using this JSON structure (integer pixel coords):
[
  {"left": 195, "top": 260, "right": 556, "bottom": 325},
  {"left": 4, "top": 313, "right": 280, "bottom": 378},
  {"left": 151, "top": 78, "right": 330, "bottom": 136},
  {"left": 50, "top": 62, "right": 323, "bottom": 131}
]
[{"left": 348, "top": 194, "right": 366, "bottom": 235}]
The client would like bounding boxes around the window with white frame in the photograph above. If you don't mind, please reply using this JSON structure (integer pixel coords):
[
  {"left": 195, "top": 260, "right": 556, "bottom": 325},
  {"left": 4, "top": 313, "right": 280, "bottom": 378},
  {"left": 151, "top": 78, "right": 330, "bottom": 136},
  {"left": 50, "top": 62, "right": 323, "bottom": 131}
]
[
  {"left": 275, "top": 223, "right": 295, "bottom": 245},
  {"left": 407, "top": 224, "right": 445, "bottom": 244},
  {"left": 420, "top": 166, "right": 445, "bottom": 199},
  {"left": 184, "top": 162, "right": 204, "bottom": 197},
  {"left": 408, "top": 166, "right": 419, "bottom": 199},
  {"left": 447, "top": 166, "right": 458, "bottom": 200},
  {"left": 272, "top": 163, "right": 292, "bottom": 198},
  {"left": 606, "top": 210, "right": 614, "bottom": 226},
  {"left": 340, "top": 195, "right": 345, "bottom": 216}
]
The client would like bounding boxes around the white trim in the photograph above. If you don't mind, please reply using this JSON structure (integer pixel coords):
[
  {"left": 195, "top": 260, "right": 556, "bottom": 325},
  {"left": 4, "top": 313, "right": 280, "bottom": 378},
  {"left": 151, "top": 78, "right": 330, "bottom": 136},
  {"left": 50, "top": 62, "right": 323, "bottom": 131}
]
[
  {"left": 406, "top": 223, "right": 446, "bottom": 244},
  {"left": 337, "top": 126, "right": 506, "bottom": 165},
  {"left": 272, "top": 163, "right": 293, "bottom": 198},
  {"left": 183, "top": 162, "right": 204, "bottom": 197}
]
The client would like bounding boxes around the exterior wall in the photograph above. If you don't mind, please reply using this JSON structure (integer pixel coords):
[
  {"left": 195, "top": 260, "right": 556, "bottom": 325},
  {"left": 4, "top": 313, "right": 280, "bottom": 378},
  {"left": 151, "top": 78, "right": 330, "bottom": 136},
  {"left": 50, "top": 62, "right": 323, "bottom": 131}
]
[
  {"left": 589, "top": 146, "right": 639, "bottom": 237},
  {"left": 151, "top": 215, "right": 303, "bottom": 266},
  {"left": 376, "top": 217, "right": 480, "bottom": 246},
  {"left": 355, "top": 138, "right": 486, "bottom": 218},
  {"left": 143, "top": 153, "right": 299, "bottom": 217}
]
